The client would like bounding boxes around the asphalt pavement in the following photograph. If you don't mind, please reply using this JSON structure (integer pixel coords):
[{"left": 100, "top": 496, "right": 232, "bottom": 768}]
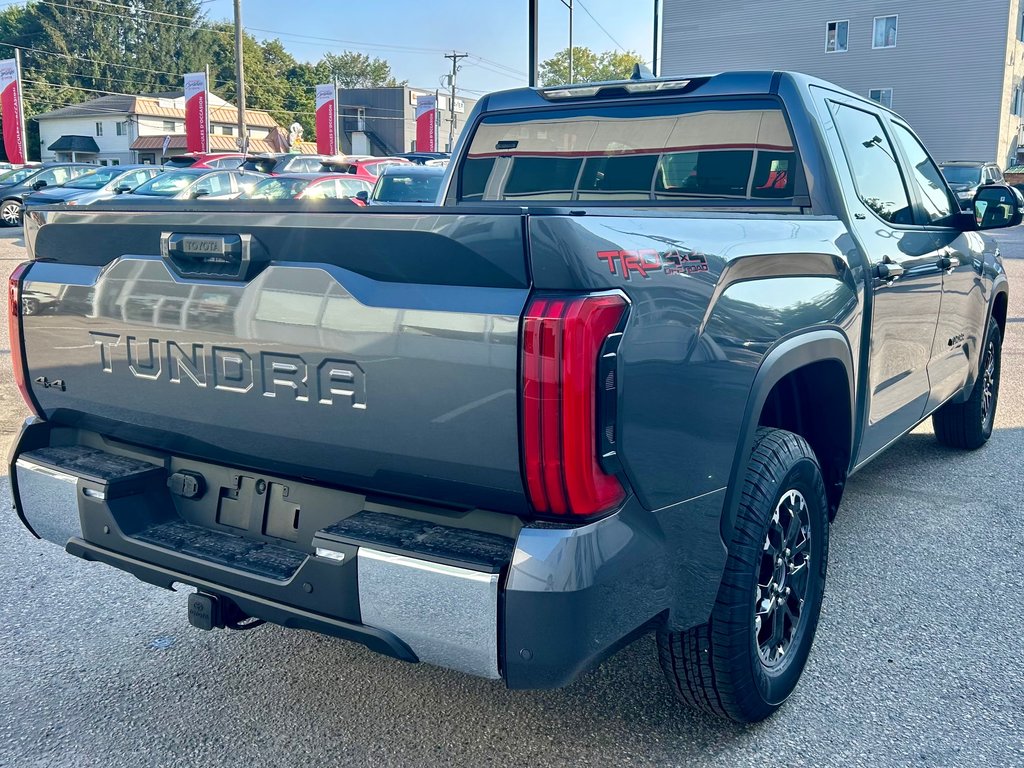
[{"left": 0, "top": 226, "right": 1022, "bottom": 767}]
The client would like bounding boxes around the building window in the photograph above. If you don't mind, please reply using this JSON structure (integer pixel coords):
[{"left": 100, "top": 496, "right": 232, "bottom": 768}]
[
  {"left": 95, "top": 122, "right": 103, "bottom": 136},
  {"left": 115, "top": 121, "right": 127, "bottom": 136},
  {"left": 223, "top": 125, "right": 234, "bottom": 136},
  {"left": 111, "top": 159, "right": 119, "bottom": 166},
  {"left": 163, "top": 120, "right": 175, "bottom": 131},
  {"left": 869, "top": 88, "right": 894, "bottom": 108},
  {"left": 826, "top": 21, "right": 849, "bottom": 53},
  {"left": 873, "top": 15, "right": 898, "bottom": 49}
]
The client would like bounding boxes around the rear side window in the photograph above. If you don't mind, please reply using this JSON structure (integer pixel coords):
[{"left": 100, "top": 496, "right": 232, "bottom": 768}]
[
  {"left": 828, "top": 101, "right": 913, "bottom": 224},
  {"left": 459, "top": 99, "right": 801, "bottom": 203}
]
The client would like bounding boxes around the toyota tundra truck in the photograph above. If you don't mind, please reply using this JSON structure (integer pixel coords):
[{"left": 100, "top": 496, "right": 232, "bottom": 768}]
[{"left": 7, "top": 71, "right": 1015, "bottom": 723}]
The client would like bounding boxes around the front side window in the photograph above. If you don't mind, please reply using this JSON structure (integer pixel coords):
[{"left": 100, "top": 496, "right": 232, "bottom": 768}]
[
  {"left": 869, "top": 88, "right": 893, "bottom": 109},
  {"left": 890, "top": 123, "right": 955, "bottom": 223},
  {"left": 826, "top": 21, "right": 849, "bottom": 53},
  {"left": 829, "top": 101, "right": 912, "bottom": 224},
  {"left": 459, "top": 99, "right": 800, "bottom": 203},
  {"left": 873, "top": 15, "right": 898, "bottom": 48}
]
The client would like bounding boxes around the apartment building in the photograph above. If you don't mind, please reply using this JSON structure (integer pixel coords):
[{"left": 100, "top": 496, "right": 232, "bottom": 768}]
[{"left": 661, "top": 0, "right": 1024, "bottom": 167}]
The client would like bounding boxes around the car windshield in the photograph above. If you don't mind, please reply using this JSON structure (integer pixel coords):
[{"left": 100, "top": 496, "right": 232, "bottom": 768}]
[
  {"left": 0, "top": 167, "right": 37, "bottom": 184},
  {"left": 941, "top": 166, "right": 982, "bottom": 186},
  {"left": 246, "top": 177, "right": 309, "bottom": 200},
  {"left": 240, "top": 158, "right": 278, "bottom": 174},
  {"left": 131, "top": 170, "right": 197, "bottom": 196},
  {"left": 373, "top": 172, "right": 443, "bottom": 202},
  {"left": 62, "top": 167, "right": 125, "bottom": 189}
]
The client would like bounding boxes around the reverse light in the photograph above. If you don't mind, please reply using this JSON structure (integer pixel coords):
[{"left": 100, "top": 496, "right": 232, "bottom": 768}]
[
  {"left": 9, "top": 262, "right": 41, "bottom": 417},
  {"left": 521, "top": 293, "right": 627, "bottom": 517}
]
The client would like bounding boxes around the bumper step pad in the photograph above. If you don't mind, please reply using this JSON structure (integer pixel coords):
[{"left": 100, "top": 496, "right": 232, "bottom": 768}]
[
  {"left": 318, "top": 510, "right": 514, "bottom": 573},
  {"left": 133, "top": 519, "right": 305, "bottom": 581}
]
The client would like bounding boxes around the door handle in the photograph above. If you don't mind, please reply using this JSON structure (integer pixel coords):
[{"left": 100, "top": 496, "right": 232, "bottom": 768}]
[
  {"left": 939, "top": 254, "right": 960, "bottom": 273},
  {"left": 874, "top": 255, "right": 905, "bottom": 284}
]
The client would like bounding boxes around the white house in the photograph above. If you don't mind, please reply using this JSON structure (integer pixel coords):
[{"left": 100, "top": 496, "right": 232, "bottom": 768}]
[{"left": 35, "top": 91, "right": 283, "bottom": 165}]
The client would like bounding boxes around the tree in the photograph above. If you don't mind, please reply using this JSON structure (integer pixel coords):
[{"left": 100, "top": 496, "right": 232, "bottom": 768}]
[
  {"left": 539, "top": 46, "right": 645, "bottom": 86},
  {"left": 320, "top": 51, "right": 406, "bottom": 89}
]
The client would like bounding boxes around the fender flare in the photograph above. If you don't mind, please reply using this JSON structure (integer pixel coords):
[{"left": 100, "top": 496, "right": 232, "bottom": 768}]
[{"left": 720, "top": 328, "right": 855, "bottom": 541}]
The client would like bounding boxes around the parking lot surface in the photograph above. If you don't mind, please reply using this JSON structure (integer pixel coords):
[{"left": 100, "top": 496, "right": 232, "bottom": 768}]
[{"left": 1, "top": 226, "right": 1022, "bottom": 767}]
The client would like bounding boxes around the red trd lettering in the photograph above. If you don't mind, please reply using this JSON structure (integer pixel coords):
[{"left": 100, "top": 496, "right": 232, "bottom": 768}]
[
  {"left": 596, "top": 250, "right": 621, "bottom": 275},
  {"left": 597, "top": 249, "right": 665, "bottom": 279}
]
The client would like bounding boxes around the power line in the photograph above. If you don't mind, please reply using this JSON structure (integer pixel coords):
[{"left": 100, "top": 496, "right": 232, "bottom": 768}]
[{"left": 576, "top": 0, "right": 628, "bottom": 53}]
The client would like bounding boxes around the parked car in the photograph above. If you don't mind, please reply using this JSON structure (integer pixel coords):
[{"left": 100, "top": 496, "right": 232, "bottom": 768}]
[
  {"left": 163, "top": 153, "right": 245, "bottom": 170},
  {"left": 939, "top": 160, "right": 1004, "bottom": 208},
  {"left": 0, "top": 164, "right": 43, "bottom": 188},
  {"left": 239, "top": 154, "right": 327, "bottom": 175},
  {"left": 24, "top": 165, "right": 162, "bottom": 208},
  {"left": 365, "top": 164, "right": 444, "bottom": 205},
  {"left": 9, "top": 71, "right": 1016, "bottom": 726},
  {"left": 0, "top": 163, "right": 94, "bottom": 225},
  {"left": 243, "top": 173, "right": 372, "bottom": 202},
  {"left": 125, "top": 168, "right": 265, "bottom": 200},
  {"left": 322, "top": 156, "right": 413, "bottom": 184},
  {"left": 396, "top": 152, "right": 450, "bottom": 165}
]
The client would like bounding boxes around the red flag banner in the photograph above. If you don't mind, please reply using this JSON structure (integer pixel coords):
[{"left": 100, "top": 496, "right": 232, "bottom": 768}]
[
  {"left": 415, "top": 95, "right": 436, "bottom": 153},
  {"left": 0, "top": 58, "right": 25, "bottom": 164},
  {"left": 184, "top": 71, "right": 209, "bottom": 154},
  {"left": 315, "top": 84, "right": 337, "bottom": 155}
]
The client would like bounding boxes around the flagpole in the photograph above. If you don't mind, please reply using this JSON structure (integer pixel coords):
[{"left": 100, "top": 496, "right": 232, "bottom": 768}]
[
  {"left": 13, "top": 48, "right": 26, "bottom": 162},
  {"left": 204, "top": 64, "right": 211, "bottom": 153}
]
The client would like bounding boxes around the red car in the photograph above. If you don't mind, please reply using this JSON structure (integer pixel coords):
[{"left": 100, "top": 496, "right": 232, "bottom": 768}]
[
  {"left": 323, "top": 157, "right": 413, "bottom": 184},
  {"left": 163, "top": 153, "right": 245, "bottom": 170}
]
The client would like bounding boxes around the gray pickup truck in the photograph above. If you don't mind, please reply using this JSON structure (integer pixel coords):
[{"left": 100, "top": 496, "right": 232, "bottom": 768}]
[{"left": 8, "top": 71, "right": 1015, "bottom": 723}]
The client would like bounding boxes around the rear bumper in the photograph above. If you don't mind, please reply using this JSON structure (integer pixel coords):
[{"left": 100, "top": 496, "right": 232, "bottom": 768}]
[{"left": 10, "top": 418, "right": 727, "bottom": 689}]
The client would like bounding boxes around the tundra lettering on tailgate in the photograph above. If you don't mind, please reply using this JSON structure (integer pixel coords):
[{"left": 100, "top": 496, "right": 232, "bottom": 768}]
[{"left": 89, "top": 332, "right": 366, "bottom": 408}]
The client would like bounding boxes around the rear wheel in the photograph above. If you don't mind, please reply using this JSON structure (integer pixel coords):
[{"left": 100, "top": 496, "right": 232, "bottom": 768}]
[
  {"left": 933, "top": 318, "right": 1001, "bottom": 450},
  {"left": 0, "top": 200, "right": 22, "bottom": 227},
  {"left": 657, "top": 428, "right": 829, "bottom": 723}
]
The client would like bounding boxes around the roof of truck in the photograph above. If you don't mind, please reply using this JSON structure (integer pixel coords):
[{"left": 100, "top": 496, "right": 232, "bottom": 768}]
[{"left": 480, "top": 71, "right": 883, "bottom": 115}]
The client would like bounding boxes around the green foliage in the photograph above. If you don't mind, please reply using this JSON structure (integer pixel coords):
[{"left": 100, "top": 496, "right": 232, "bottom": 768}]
[
  {"left": 539, "top": 46, "right": 645, "bottom": 86},
  {"left": 0, "top": 0, "right": 407, "bottom": 157}
]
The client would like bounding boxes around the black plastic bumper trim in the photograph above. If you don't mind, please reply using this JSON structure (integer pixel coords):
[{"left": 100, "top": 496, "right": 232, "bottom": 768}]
[{"left": 66, "top": 537, "right": 419, "bottom": 664}]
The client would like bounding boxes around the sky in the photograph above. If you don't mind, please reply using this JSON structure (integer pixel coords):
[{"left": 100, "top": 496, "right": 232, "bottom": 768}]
[{"left": 203, "top": 0, "right": 659, "bottom": 97}]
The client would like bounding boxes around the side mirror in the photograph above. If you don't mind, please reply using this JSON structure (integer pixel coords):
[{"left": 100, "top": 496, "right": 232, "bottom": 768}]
[
  {"left": 973, "top": 185, "right": 1024, "bottom": 230},
  {"left": 355, "top": 190, "right": 369, "bottom": 203},
  {"left": 114, "top": 185, "right": 131, "bottom": 194},
  {"left": 31, "top": 180, "right": 46, "bottom": 190},
  {"left": 191, "top": 188, "right": 210, "bottom": 199}
]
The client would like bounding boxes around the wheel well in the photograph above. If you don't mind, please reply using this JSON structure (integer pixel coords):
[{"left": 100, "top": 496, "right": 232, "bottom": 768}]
[
  {"left": 992, "top": 290, "right": 1008, "bottom": 339},
  {"left": 758, "top": 360, "right": 851, "bottom": 519}
]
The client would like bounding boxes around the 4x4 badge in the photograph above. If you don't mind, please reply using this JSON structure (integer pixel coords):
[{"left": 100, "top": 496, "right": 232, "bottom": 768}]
[{"left": 597, "top": 248, "right": 709, "bottom": 280}]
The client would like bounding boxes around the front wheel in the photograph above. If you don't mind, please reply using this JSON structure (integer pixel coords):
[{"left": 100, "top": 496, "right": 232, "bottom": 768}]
[
  {"left": 933, "top": 318, "right": 1002, "bottom": 450},
  {"left": 0, "top": 200, "right": 22, "bottom": 227},
  {"left": 657, "top": 428, "right": 830, "bottom": 723}
]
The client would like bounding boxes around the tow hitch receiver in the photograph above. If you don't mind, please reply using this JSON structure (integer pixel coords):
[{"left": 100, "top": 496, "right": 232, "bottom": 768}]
[{"left": 187, "top": 592, "right": 221, "bottom": 631}]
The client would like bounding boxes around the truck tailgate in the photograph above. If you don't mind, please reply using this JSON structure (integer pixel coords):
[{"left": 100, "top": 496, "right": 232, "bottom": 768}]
[{"left": 21, "top": 207, "right": 531, "bottom": 512}]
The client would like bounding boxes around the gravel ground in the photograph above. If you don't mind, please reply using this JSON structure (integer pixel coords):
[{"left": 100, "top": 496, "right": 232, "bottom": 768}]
[{"left": 0, "top": 226, "right": 1022, "bottom": 768}]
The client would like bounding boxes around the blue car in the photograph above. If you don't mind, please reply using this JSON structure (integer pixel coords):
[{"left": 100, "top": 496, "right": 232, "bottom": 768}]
[{"left": 25, "top": 164, "right": 162, "bottom": 209}]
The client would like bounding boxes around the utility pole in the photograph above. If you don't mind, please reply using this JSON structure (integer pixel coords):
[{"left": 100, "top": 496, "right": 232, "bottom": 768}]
[
  {"left": 443, "top": 51, "right": 468, "bottom": 152},
  {"left": 233, "top": 0, "right": 246, "bottom": 146},
  {"left": 560, "top": 0, "right": 574, "bottom": 83},
  {"left": 528, "top": 0, "right": 539, "bottom": 87},
  {"left": 652, "top": 0, "right": 661, "bottom": 76}
]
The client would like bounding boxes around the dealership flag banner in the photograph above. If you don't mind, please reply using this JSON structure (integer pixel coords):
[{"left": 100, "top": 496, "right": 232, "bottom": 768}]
[
  {"left": 315, "top": 84, "right": 337, "bottom": 155},
  {"left": 184, "top": 71, "right": 209, "bottom": 154},
  {"left": 0, "top": 57, "right": 26, "bottom": 164},
  {"left": 415, "top": 94, "right": 437, "bottom": 153}
]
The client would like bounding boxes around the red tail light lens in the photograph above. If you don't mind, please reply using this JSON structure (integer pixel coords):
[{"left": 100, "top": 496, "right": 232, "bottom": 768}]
[
  {"left": 9, "top": 262, "right": 41, "bottom": 417},
  {"left": 521, "top": 294, "right": 627, "bottom": 517}
]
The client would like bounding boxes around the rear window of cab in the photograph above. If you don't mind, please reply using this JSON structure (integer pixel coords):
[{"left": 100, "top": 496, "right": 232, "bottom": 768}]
[{"left": 458, "top": 98, "right": 801, "bottom": 203}]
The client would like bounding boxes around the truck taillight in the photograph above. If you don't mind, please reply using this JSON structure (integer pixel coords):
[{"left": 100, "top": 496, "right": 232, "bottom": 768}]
[
  {"left": 521, "top": 294, "right": 627, "bottom": 517},
  {"left": 9, "top": 262, "right": 41, "bottom": 417}
]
